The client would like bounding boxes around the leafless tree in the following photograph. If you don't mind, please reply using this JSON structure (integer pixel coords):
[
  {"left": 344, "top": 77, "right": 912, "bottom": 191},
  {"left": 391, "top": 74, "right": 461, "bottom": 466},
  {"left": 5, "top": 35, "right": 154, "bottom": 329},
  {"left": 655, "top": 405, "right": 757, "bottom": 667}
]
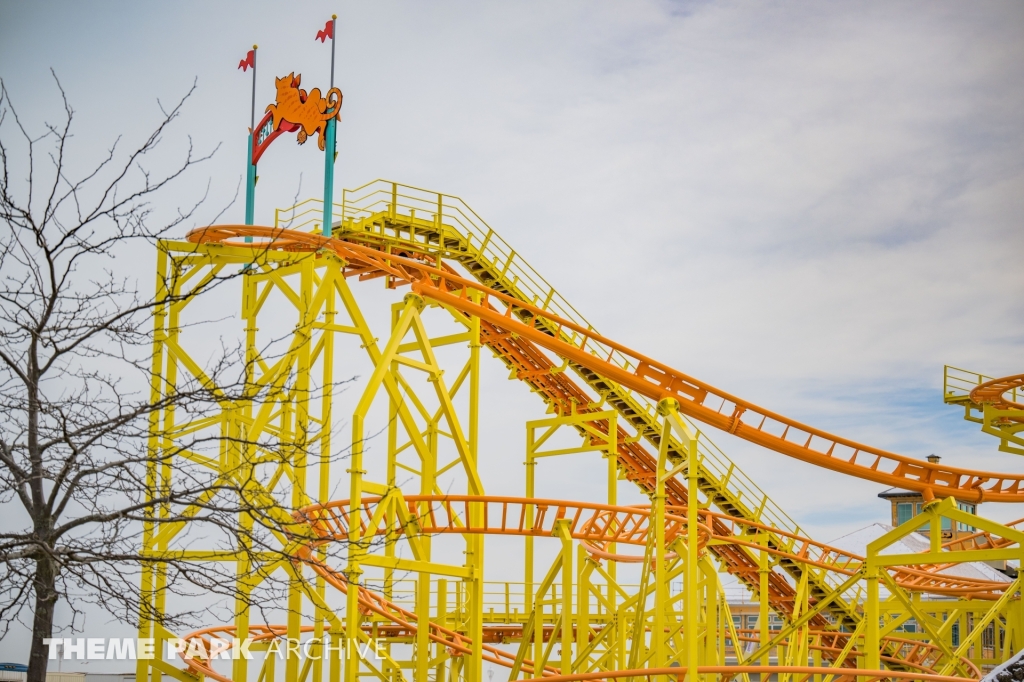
[{"left": 0, "top": 74, "right": 362, "bottom": 682}]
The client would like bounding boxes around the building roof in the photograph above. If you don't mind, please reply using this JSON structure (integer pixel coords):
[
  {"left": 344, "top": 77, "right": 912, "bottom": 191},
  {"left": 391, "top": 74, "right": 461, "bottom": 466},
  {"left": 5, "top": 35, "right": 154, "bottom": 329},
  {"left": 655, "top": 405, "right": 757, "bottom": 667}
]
[
  {"left": 828, "top": 523, "right": 1011, "bottom": 584},
  {"left": 876, "top": 487, "right": 923, "bottom": 500}
]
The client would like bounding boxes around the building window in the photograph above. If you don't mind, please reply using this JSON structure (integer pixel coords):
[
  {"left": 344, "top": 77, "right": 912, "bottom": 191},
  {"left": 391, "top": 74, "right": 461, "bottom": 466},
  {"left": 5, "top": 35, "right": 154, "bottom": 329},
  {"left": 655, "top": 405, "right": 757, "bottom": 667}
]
[
  {"left": 896, "top": 502, "right": 913, "bottom": 526},
  {"left": 957, "top": 502, "right": 976, "bottom": 532},
  {"left": 983, "top": 623, "right": 995, "bottom": 652},
  {"left": 916, "top": 503, "right": 929, "bottom": 531}
]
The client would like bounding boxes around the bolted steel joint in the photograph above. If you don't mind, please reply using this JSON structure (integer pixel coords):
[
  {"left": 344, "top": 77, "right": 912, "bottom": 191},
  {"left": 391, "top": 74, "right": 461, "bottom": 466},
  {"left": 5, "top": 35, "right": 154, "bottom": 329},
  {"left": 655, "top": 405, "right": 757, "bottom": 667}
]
[
  {"left": 403, "top": 293, "right": 426, "bottom": 310},
  {"left": 657, "top": 397, "right": 681, "bottom": 416}
]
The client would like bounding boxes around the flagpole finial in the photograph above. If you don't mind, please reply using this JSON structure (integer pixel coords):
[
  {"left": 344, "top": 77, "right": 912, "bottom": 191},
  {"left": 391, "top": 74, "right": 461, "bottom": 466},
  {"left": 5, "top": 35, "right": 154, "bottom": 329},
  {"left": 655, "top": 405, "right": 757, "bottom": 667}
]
[
  {"left": 253, "top": 44, "right": 258, "bottom": 49},
  {"left": 332, "top": 14, "right": 337, "bottom": 19}
]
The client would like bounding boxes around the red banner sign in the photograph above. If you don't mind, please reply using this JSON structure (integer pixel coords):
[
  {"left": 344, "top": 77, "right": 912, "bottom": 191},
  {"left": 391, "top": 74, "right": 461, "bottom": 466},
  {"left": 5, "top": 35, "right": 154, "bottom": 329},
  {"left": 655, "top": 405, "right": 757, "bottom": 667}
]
[{"left": 251, "top": 109, "right": 299, "bottom": 166}]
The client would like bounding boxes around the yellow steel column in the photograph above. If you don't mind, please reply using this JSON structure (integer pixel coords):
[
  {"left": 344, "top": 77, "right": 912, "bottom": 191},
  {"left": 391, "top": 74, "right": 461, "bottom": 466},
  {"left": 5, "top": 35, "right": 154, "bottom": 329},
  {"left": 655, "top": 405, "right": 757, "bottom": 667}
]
[
  {"left": 555, "top": 519, "right": 574, "bottom": 675},
  {"left": 266, "top": 643, "right": 277, "bottom": 681},
  {"left": 662, "top": 402, "right": 702, "bottom": 680},
  {"left": 436, "top": 579, "right": 449, "bottom": 682},
  {"left": 416, "top": 571, "right": 431, "bottom": 682},
  {"left": 653, "top": 412, "right": 671, "bottom": 672},
  {"left": 577, "top": 545, "right": 591, "bottom": 665},
  {"left": 525, "top": 429, "right": 536, "bottom": 634},
  {"left": 232, "top": 263, "right": 260, "bottom": 682},
  {"left": 138, "top": 245, "right": 168, "bottom": 682},
  {"left": 616, "top": 602, "right": 627, "bottom": 672},
  {"left": 287, "top": 255, "right": 314, "bottom": 682},
  {"left": 413, "top": 420, "right": 439, "bottom": 670},
  {"left": 606, "top": 419, "right": 618, "bottom": 612},
  {"left": 343, "top": 458, "right": 365, "bottom": 682},
  {"left": 703, "top": 560, "right": 718, "bottom": 667},
  {"left": 1019, "top": 549, "right": 1024, "bottom": 656},
  {"left": 232, "top": 527, "right": 254, "bottom": 682},
  {"left": 794, "top": 570, "right": 809, "bottom": 676},
  {"left": 684, "top": 416, "right": 700, "bottom": 682},
  {"left": 329, "top": 625, "right": 342, "bottom": 682},
  {"left": 314, "top": 263, "right": 337, "bottom": 682},
  {"left": 384, "top": 353, "right": 398, "bottom": 667},
  {"left": 864, "top": 558, "right": 881, "bottom": 676},
  {"left": 717, "top": 574, "right": 726, "bottom": 666},
  {"left": 758, "top": 535, "right": 770, "bottom": 671},
  {"left": 466, "top": 524, "right": 486, "bottom": 682},
  {"left": 466, "top": 290, "right": 484, "bottom": 682},
  {"left": 153, "top": 270, "right": 184, "bottom": 681},
  {"left": 468, "top": 289, "right": 481, "bottom": 469}
]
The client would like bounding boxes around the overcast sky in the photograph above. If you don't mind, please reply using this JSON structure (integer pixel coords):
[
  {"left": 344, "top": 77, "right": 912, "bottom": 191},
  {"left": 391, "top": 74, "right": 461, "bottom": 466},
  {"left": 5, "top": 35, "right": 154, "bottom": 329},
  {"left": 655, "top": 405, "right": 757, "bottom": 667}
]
[{"left": 2, "top": 0, "right": 1023, "bottom": 665}]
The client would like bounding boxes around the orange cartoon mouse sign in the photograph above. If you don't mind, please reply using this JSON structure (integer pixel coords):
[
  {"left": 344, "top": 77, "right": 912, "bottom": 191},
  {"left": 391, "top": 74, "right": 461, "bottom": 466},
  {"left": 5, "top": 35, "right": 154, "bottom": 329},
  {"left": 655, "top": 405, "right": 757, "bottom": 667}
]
[{"left": 251, "top": 73, "right": 342, "bottom": 165}]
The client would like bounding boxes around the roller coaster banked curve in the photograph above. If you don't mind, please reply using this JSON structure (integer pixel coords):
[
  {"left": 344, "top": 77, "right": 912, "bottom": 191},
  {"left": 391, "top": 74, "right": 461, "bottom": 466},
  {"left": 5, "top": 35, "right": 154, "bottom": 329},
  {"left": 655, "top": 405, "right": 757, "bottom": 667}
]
[
  {"left": 293, "top": 496, "right": 1013, "bottom": 598},
  {"left": 971, "top": 374, "right": 1024, "bottom": 417},
  {"left": 177, "top": 224, "right": 1022, "bottom": 681},
  {"left": 178, "top": 495, "right": 988, "bottom": 681}
]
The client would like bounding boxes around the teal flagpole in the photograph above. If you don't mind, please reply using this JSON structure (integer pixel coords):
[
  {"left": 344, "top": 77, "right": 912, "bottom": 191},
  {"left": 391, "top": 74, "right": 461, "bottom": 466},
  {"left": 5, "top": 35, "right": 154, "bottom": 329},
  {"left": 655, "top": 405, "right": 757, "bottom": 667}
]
[
  {"left": 243, "top": 45, "right": 258, "bottom": 238},
  {"left": 245, "top": 132, "right": 256, "bottom": 226},
  {"left": 321, "top": 15, "right": 337, "bottom": 237},
  {"left": 322, "top": 123, "right": 335, "bottom": 236}
]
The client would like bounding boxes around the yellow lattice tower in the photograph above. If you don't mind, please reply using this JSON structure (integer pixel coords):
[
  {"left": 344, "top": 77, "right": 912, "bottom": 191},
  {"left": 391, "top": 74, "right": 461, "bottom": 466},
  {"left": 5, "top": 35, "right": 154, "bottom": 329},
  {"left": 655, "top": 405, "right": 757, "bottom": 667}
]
[{"left": 138, "top": 180, "right": 1024, "bottom": 682}]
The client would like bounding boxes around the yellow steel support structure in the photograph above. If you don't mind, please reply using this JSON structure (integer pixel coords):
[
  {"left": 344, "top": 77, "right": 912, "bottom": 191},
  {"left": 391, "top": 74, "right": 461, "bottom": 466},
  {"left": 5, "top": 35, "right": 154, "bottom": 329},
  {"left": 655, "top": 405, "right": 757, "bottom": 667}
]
[
  {"left": 944, "top": 365, "right": 1024, "bottom": 455},
  {"left": 138, "top": 180, "right": 1022, "bottom": 682}
]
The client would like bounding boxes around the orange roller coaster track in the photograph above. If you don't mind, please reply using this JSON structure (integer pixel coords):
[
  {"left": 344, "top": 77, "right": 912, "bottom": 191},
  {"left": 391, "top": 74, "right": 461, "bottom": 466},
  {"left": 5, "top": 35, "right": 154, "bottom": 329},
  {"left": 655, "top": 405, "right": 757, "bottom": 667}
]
[
  {"left": 176, "top": 494, "right": 990, "bottom": 682},
  {"left": 135, "top": 185, "right": 1022, "bottom": 682},
  {"left": 294, "top": 495, "right": 1013, "bottom": 599},
  {"left": 189, "top": 224, "right": 1024, "bottom": 503},
  {"left": 971, "top": 375, "right": 1024, "bottom": 413}
]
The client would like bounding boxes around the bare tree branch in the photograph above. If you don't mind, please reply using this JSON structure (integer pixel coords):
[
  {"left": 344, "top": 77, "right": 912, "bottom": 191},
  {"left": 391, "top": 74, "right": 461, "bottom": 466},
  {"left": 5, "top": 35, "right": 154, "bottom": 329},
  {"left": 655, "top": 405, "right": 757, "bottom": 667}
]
[{"left": 0, "top": 74, "right": 325, "bottom": 682}]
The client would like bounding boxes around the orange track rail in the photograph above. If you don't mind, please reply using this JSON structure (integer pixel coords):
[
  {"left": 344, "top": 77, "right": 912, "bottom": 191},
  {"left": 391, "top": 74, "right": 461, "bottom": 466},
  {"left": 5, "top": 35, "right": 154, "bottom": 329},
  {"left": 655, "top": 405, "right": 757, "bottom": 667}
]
[
  {"left": 178, "top": 225, "right": 1016, "bottom": 679},
  {"left": 298, "top": 495, "right": 1012, "bottom": 598},
  {"left": 187, "top": 226, "right": 851, "bottom": 661},
  {"left": 187, "top": 226, "right": 1024, "bottom": 503},
  {"left": 971, "top": 374, "right": 1024, "bottom": 419},
  {"left": 176, "top": 493, "right": 987, "bottom": 681}
]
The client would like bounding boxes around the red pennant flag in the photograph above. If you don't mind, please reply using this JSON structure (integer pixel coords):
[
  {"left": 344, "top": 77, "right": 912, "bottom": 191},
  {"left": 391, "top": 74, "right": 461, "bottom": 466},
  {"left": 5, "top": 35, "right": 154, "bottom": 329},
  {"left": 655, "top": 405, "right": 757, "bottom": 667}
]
[
  {"left": 238, "top": 50, "right": 255, "bottom": 72},
  {"left": 315, "top": 20, "right": 333, "bottom": 43}
]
